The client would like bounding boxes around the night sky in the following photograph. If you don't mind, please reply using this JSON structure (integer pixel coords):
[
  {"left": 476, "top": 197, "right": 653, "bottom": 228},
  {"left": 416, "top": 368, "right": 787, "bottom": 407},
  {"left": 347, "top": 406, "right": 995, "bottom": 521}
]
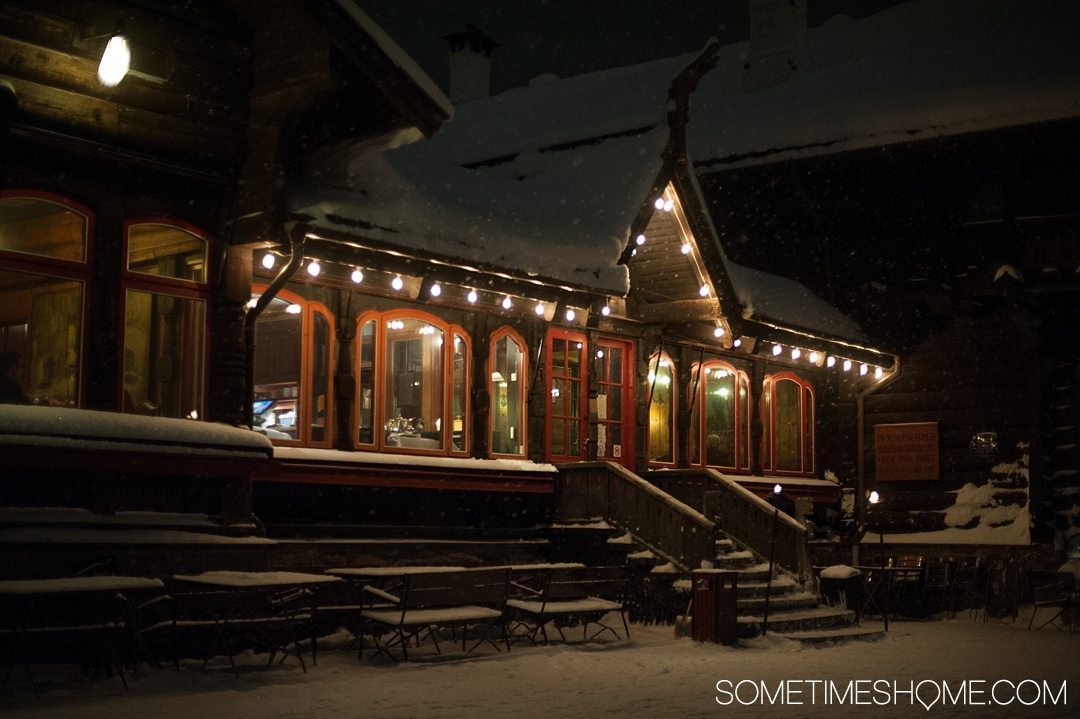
[{"left": 360, "top": 0, "right": 907, "bottom": 96}]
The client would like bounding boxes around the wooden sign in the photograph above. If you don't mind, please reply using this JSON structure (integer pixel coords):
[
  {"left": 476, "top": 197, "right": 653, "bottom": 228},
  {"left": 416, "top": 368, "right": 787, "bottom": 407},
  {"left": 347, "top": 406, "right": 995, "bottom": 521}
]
[{"left": 874, "top": 422, "right": 939, "bottom": 481}]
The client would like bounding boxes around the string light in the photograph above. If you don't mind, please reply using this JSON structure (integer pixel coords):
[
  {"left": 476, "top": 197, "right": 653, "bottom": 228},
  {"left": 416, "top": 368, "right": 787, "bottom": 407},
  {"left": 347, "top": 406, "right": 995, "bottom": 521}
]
[
  {"left": 601, "top": 305, "right": 611, "bottom": 316},
  {"left": 467, "top": 289, "right": 478, "bottom": 304},
  {"left": 772, "top": 344, "right": 782, "bottom": 356},
  {"left": 663, "top": 199, "right": 674, "bottom": 212},
  {"left": 791, "top": 348, "right": 801, "bottom": 360},
  {"left": 351, "top": 268, "right": 363, "bottom": 284},
  {"left": 843, "top": 359, "right": 852, "bottom": 372},
  {"left": 699, "top": 284, "right": 709, "bottom": 297},
  {"left": 681, "top": 243, "right": 692, "bottom": 254},
  {"left": 502, "top": 296, "right": 512, "bottom": 310},
  {"left": 391, "top": 276, "right": 404, "bottom": 291},
  {"left": 827, "top": 356, "right": 836, "bottom": 368},
  {"left": 635, "top": 234, "right": 646, "bottom": 246},
  {"left": 733, "top": 338, "right": 742, "bottom": 348},
  {"left": 875, "top": 366, "right": 884, "bottom": 379},
  {"left": 860, "top": 363, "right": 869, "bottom": 376},
  {"left": 596, "top": 349, "right": 604, "bottom": 359},
  {"left": 565, "top": 307, "right": 576, "bottom": 321},
  {"left": 306, "top": 260, "right": 321, "bottom": 277},
  {"left": 713, "top": 327, "right": 725, "bottom": 338},
  {"left": 534, "top": 302, "right": 546, "bottom": 316},
  {"left": 654, "top": 198, "right": 665, "bottom": 210},
  {"left": 808, "top": 351, "right": 819, "bottom": 364},
  {"left": 261, "top": 253, "right": 275, "bottom": 270},
  {"left": 430, "top": 283, "right": 442, "bottom": 297}
]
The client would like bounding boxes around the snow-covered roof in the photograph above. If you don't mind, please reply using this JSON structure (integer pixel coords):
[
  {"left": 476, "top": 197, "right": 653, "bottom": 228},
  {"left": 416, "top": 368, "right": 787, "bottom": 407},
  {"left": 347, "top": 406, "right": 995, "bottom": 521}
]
[
  {"left": 290, "top": 54, "right": 703, "bottom": 295},
  {"left": 689, "top": 0, "right": 1080, "bottom": 170},
  {"left": 725, "top": 260, "right": 866, "bottom": 342},
  {"left": 329, "top": 0, "right": 453, "bottom": 120}
]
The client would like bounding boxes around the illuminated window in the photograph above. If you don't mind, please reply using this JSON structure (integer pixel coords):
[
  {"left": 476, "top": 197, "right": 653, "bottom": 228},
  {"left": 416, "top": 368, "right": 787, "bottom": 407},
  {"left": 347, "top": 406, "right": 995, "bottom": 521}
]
[
  {"left": 122, "top": 221, "right": 209, "bottom": 420},
  {"left": 546, "top": 329, "right": 587, "bottom": 462},
  {"left": 690, "top": 361, "right": 750, "bottom": 471},
  {"left": 251, "top": 287, "right": 333, "bottom": 446},
  {"left": 490, "top": 327, "right": 526, "bottom": 457},
  {"left": 0, "top": 192, "right": 90, "bottom": 407},
  {"left": 762, "top": 372, "right": 815, "bottom": 475},
  {"left": 354, "top": 310, "right": 469, "bottom": 455},
  {"left": 646, "top": 352, "right": 676, "bottom": 465}
]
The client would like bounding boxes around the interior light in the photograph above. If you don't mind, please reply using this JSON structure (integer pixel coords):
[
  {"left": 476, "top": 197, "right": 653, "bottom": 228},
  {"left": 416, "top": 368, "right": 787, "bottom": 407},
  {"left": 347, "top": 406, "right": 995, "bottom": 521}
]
[
  {"left": 502, "top": 296, "right": 512, "bottom": 310},
  {"left": 772, "top": 344, "right": 782, "bottom": 356},
  {"left": 306, "top": 260, "right": 321, "bottom": 277},
  {"left": 430, "top": 283, "right": 442, "bottom": 297},
  {"left": 565, "top": 308, "right": 576, "bottom": 322},
  {"left": 467, "top": 289, "right": 478, "bottom": 304},
  {"left": 391, "top": 276, "right": 404, "bottom": 291},
  {"left": 97, "top": 34, "right": 130, "bottom": 87},
  {"left": 351, "top": 268, "right": 364, "bottom": 284},
  {"left": 681, "top": 243, "right": 692, "bottom": 255},
  {"left": 261, "top": 252, "right": 275, "bottom": 270}
]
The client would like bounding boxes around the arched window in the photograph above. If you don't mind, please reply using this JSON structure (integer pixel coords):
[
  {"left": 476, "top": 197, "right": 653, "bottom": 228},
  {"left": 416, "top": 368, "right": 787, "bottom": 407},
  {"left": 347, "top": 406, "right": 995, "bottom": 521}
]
[
  {"left": 0, "top": 191, "right": 91, "bottom": 407},
  {"left": 646, "top": 352, "right": 676, "bottom": 466},
  {"left": 762, "top": 372, "right": 815, "bottom": 475},
  {"left": 354, "top": 309, "right": 469, "bottom": 455},
  {"left": 489, "top": 326, "right": 527, "bottom": 457},
  {"left": 250, "top": 286, "right": 334, "bottom": 446},
  {"left": 690, "top": 360, "right": 750, "bottom": 471},
  {"left": 122, "top": 220, "right": 209, "bottom": 419}
]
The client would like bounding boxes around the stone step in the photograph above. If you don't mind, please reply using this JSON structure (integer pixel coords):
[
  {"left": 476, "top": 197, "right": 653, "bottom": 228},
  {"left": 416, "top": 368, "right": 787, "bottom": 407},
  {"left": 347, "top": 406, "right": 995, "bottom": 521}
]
[
  {"left": 737, "top": 606, "right": 856, "bottom": 636},
  {"left": 777, "top": 626, "right": 886, "bottom": 645},
  {"left": 712, "top": 551, "right": 756, "bottom": 569},
  {"left": 735, "top": 578, "right": 801, "bottom": 598},
  {"left": 715, "top": 538, "right": 735, "bottom": 553},
  {"left": 737, "top": 591, "right": 820, "bottom": 613}
]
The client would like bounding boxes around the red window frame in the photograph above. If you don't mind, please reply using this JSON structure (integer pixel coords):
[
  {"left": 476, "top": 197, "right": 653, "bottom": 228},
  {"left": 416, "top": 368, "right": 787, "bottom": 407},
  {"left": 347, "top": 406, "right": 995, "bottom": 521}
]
[
  {"left": 646, "top": 351, "right": 678, "bottom": 467},
  {"left": 595, "top": 336, "right": 635, "bottom": 469},
  {"left": 690, "top": 360, "right": 751, "bottom": 472},
  {"left": 0, "top": 190, "right": 94, "bottom": 408},
  {"left": 761, "top": 371, "right": 815, "bottom": 476},
  {"left": 545, "top": 328, "right": 589, "bottom": 463}
]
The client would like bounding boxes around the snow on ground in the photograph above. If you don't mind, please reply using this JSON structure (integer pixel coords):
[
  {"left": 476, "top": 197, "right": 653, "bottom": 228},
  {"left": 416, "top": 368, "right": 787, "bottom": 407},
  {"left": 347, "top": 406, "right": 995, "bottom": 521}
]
[{"left": 2, "top": 619, "right": 1075, "bottom": 718}]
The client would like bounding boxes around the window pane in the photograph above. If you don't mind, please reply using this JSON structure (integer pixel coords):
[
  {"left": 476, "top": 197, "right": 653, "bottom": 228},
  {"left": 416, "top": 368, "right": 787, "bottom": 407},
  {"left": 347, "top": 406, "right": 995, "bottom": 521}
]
[
  {"left": 647, "top": 356, "right": 674, "bottom": 463},
  {"left": 0, "top": 197, "right": 86, "bottom": 263},
  {"left": 357, "top": 319, "right": 376, "bottom": 445},
  {"left": 704, "top": 366, "right": 736, "bottom": 467},
  {"left": 452, "top": 333, "right": 468, "bottom": 452},
  {"left": 775, "top": 379, "right": 801, "bottom": 471},
  {"left": 253, "top": 296, "right": 301, "bottom": 440},
  {"left": 310, "top": 311, "right": 330, "bottom": 443},
  {"left": 123, "top": 289, "right": 205, "bottom": 420},
  {"left": 0, "top": 269, "right": 81, "bottom": 406},
  {"left": 740, "top": 376, "right": 750, "bottom": 469},
  {"left": 689, "top": 370, "right": 700, "bottom": 464},
  {"left": 127, "top": 224, "right": 207, "bottom": 283},
  {"left": 762, "top": 383, "right": 772, "bottom": 470},
  {"left": 491, "top": 334, "right": 524, "bottom": 456},
  {"left": 550, "top": 416, "right": 565, "bottom": 455},
  {"left": 804, "top": 386, "right": 814, "bottom": 473},
  {"left": 384, "top": 317, "right": 443, "bottom": 450}
]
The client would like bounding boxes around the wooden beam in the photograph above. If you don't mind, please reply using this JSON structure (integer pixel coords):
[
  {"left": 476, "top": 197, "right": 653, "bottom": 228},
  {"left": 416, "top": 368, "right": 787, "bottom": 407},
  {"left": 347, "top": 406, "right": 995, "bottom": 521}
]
[{"left": 631, "top": 298, "right": 721, "bottom": 323}]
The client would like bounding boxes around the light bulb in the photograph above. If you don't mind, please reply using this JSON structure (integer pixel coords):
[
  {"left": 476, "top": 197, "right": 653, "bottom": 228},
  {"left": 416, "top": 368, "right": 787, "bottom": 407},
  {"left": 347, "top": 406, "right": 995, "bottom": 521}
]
[
  {"left": 391, "top": 276, "right": 404, "bottom": 291},
  {"left": 699, "top": 284, "right": 709, "bottom": 297},
  {"left": 261, "top": 253, "right": 275, "bottom": 270},
  {"left": 534, "top": 302, "right": 545, "bottom": 316},
  {"left": 306, "top": 260, "right": 321, "bottom": 277},
  {"left": 601, "top": 305, "right": 611, "bottom": 316},
  {"left": 596, "top": 350, "right": 604, "bottom": 359},
  {"left": 663, "top": 199, "right": 674, "bottom": 212},
  {"left": 772, "top": 344, "right": 782, "bottom": 356},
  {"left": 565, "top": 308, "right": 576, "bottom": 321},
  {"left": 827, "top": 356, "right": 837, "bottom": 368},
  {"left": 773, "top": 484, "right": 783, "bottom": 494},
  {"left": 733, "top": 338, "right": 742, "bottom": 348},
  {"left": 430, "top": 283, "right": 442, "bottom": 297},
  {"left": 635, "top": 234, "right": 646, "bottom": 246},
  {"left": 843, "top": 359, "right": 852, "bottom": 372},
  {"left": 875, "top": 366, "right": 884, "bottom": 379},
  {"left": 654, "top": 198, "right": 665, "bottom": 210},
  {"left": 97, "top": 34, "right": 130, "bottom": 87},
  {"left": 681, "top": 243, "right": 692, "bottom": 255},
  {"left": 713, "top": 327, "right": 725, "bottom": 338},
  {"left": 791, "top": 348, "right": 801, "bottom": 360},
  {"left": 467, "top": 289, "right": 478, "bottom": 304},
  {"left": 502, "top": 296, "right": 512, "bottom": 310},
  {"left": 286, "top": 304, "right": 302, "bottom": 315},
  {"left": 860, "top": 363, "right": 869, "bottom": 376},
  {"left": 809, "top": 351, "right": 819, "bottom": 364},
  {"left": 351, "top": 268, "right": 363, "bottom": 284}
]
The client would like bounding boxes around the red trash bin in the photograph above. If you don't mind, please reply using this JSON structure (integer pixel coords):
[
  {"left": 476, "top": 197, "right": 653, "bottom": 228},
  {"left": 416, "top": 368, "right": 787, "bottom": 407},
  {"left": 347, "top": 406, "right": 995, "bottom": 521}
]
[{"left": 691, "top": 569, "right": 738, "bottom": 645}]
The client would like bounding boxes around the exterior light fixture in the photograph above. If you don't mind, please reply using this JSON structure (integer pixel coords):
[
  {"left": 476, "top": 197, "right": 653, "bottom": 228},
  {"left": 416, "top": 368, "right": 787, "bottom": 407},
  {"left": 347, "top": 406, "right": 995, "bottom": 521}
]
[
  {"left": 260, "top": 253, "right": 275, "bottom": 270},
  {"left": 467, "top": 289, "right": 478, "bottom": 304},
  {"left": 351, "top": 268, "right": 364, "bottom": 284},
  {"left": 772, "top": 344, "right": 782, "bottom": 356},
  {"left": 502, "top": 296, "right": 512, "bottom": 310},
  {"left": 430, "top": 283, "right": 442, "bottom": 297},
  {"left": 391, "top": 276, "right": 404, "bottom": 291},
  {"left": 306, "top": 260, "right": 321, "bottom": 277},
  {"left": 868, "top": 490, "right": 881, "bottom": 505},
  {"left": 565, "top": 307, "right": 576, "bottom": 322},
  {"left": 97, "top": 33, "right": 130, "bottom": 87}
]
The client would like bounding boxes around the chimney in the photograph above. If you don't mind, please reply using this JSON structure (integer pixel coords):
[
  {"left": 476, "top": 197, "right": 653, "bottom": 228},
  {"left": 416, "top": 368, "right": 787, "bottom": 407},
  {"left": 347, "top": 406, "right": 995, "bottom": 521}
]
[
  {"left": 441, "top": 24, "right": 498, "bottom": 104},
  {"left": 743, "top": 0, "right": 806, "bottom": 93}
]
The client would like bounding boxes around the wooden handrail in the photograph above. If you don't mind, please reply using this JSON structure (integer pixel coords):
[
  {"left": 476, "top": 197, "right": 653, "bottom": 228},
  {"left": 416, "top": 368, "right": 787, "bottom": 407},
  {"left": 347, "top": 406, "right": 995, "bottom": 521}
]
[
  {"left": 643, "top": 469, "right": 813, "bottom": 584},
  {"left": 556, "top": 462, "right": 718, "bottom": 573}
]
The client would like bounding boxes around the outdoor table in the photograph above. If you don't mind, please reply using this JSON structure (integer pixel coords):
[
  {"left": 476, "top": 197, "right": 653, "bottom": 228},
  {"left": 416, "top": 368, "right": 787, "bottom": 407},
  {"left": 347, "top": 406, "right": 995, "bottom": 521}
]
[{"left": 855, "top": 565, "right": 921, "bottom": 630}]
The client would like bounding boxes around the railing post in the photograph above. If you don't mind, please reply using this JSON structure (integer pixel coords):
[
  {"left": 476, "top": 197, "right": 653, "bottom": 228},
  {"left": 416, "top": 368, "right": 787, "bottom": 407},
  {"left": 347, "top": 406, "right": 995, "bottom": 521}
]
[{"left": 761, "top": 506, "right": 779, "bottom": 636}]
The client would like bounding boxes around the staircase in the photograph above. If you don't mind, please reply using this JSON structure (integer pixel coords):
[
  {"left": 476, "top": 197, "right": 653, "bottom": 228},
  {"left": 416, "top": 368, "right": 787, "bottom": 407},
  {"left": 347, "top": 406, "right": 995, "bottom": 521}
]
[{"left": 557, "top": 462, "right": 883, "bottom": 645}]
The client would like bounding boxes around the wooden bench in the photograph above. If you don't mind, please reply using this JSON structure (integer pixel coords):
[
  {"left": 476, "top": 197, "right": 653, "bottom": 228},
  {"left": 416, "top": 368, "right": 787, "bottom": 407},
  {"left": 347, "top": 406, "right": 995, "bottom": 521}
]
[
  {"left": 357, "top": 567, "right": 511, "bottom": 661},
  {"left": 507, "top": 565, "right": 630, "bottom": 644}
]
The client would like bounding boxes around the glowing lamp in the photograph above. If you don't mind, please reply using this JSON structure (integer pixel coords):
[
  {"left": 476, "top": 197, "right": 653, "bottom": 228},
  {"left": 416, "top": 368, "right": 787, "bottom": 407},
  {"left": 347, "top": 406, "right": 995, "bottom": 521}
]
[{"left": 97, "top": 34, "right": 130, "bottom": 87}]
